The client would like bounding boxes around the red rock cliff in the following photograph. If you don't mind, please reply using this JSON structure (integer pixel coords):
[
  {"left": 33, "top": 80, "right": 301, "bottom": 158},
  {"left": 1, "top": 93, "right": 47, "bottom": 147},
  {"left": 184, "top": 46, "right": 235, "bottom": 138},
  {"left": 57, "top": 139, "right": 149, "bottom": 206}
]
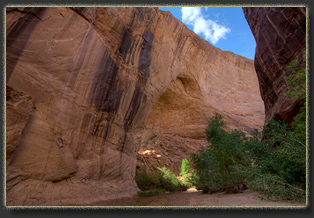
[
  {"left": 242, "top": 7, "right": 306, "bottom": 124},
  {"left": 6, "top": 7, "right": 264, "bottom": 206}
]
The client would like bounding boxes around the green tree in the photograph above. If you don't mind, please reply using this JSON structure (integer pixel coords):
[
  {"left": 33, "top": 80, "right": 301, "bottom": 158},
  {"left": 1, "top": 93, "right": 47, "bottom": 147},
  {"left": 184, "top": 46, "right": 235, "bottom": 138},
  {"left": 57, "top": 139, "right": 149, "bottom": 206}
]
[
  {"left": 190, "top": 114, "right": 306, "bottom": 201},
  {"left": 180, "top": 158, "right": 191, "bottom": 178},
  {"left": 243, "top": 51, "right": 306, "bottom": 201},
  {"left": 180, "top": 158, "right": 196, "bottom": 188},
  {"left": 190, "top": 114, "right": 248, "bottom": 193}
]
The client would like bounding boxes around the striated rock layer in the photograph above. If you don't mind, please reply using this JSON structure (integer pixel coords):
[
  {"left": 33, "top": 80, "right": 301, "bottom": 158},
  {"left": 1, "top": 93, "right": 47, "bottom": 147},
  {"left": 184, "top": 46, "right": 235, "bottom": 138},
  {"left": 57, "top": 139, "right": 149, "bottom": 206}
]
[
  {"left": 243, "top": 7, "right": 306, "bottom": 124},
  {"left": 6, "top": 7, "right": 264, "bottom": 206}
]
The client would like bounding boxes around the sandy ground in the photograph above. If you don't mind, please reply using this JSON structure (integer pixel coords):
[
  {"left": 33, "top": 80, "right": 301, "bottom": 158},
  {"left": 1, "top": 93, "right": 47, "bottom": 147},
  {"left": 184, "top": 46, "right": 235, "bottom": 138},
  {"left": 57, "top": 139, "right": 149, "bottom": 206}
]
[{"left": 69, "top": 188, "right": 306, "bottom": 208}]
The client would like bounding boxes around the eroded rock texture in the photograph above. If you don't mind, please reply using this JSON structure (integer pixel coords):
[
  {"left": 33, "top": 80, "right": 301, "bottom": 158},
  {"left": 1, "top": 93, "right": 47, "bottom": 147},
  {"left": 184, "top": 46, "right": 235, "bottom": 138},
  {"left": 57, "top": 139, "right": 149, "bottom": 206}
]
[
  {"left": 137, "top": 134, "right": 207, "bottom": 176},
  {"left": 6, "top": 7, "right": 264, "bottom": 206},
  {"left": 243, "top": 7, "right": 306, "bottom": 123}
]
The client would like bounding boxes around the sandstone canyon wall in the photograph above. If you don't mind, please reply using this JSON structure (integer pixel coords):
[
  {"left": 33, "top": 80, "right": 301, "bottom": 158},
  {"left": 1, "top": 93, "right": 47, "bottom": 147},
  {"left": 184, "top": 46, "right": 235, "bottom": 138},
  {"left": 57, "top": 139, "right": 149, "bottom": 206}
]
[
  {"left": 243, "top": 7, "right": 306, "bottom": 124},
  {"left": 6, "top": 7, "right": 264, "bottom": 206}
]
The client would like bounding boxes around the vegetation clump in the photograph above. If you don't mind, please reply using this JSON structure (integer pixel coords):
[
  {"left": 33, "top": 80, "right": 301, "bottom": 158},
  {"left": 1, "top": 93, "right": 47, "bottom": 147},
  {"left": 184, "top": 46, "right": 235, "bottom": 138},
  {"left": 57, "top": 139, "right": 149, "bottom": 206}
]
[
  {"left": 180, "top": 158, "right": 197, "bottom": 188},
  {"left": 190, "top": 113, "right": 306, "bottom": 201},
  {"left": 135, "top": 166, "right": 188, "bottom": 197},
  {"left": 190, "top": 54, "right": 306, "bottom": 202},
  {"left": 190, "top": 114, "right": 249, "bottom": 194}
]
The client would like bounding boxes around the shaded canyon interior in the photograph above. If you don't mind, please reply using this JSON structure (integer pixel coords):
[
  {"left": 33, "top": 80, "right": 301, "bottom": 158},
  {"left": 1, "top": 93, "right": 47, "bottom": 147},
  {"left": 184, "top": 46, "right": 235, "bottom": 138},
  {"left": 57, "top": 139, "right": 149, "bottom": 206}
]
[{"left": 5, "top": 7, "right": 305, "bottom": 206}]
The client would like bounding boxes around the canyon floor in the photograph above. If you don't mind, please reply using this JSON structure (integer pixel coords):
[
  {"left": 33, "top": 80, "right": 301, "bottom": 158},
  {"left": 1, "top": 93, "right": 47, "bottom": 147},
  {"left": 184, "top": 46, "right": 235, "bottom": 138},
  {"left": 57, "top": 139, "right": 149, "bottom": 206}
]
[{"left": 66, "top": 189, "right": 306, "bottom": 207}]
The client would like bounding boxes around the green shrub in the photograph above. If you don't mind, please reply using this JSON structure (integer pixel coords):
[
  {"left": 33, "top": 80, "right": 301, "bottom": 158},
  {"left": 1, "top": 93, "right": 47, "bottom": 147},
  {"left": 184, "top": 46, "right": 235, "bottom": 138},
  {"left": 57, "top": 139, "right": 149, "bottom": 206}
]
[
  {"left": 241, "top": 119, "right": 306, "bottom": 202},
  {"left": 284, "top": 53, "right": 306, "bottom": 101},
  {"left": 180, "top": 158, "right": 196, "bottom": 187},
  {"left": 180, "top": 158, "right": 191, "bottom": 177},
  {"left": 135, "top": 166, "right": 187, "bottom": 196},
  {"left": 190, "top": 114, "right": 306, "bottom": 202},
  {"left": 157, "top": 167, "right": 188, "bottom": 192},
  {"left": 190, "top": 114, "right": 248, "bottom": 193},
  {"left": 135, "top": 169, "right": 161, "bottom": 191}
]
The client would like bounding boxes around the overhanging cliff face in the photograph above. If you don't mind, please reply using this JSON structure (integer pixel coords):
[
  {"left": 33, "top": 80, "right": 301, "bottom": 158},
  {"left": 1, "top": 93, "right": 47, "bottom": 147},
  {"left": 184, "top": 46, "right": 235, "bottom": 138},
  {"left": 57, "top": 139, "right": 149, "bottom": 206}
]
[
  {"left": 6, "top": 7, "right": 264, "bottom": 206},
  {"left": 242, "top": 7, "right": 306, "bottom": 124}
]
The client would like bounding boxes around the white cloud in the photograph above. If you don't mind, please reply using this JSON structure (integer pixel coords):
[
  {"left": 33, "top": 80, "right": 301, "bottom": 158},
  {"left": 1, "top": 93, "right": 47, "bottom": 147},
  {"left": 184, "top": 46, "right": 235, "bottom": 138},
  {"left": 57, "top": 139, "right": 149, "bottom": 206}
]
[
  {"left": 181, "top": 7, "right": 202, "bottom": 25},
  {"left": 181, "top": 7, "right": 231, "bottom": 45}
]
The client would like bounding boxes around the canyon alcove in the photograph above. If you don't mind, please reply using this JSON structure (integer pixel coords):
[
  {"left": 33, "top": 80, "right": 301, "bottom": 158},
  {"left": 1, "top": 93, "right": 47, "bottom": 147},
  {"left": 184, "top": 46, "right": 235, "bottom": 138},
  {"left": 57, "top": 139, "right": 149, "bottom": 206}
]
[
  {"left": 5, "top": 7, "right": 267, "bottom": 206},
  {"left": 142, "top": 73, "right": 205, "bottom": 142}
]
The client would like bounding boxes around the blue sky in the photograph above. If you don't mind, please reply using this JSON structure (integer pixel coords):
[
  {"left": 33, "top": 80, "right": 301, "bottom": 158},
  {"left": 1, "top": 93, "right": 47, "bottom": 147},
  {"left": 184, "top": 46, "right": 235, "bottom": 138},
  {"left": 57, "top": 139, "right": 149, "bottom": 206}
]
[{"left": 159, "top": 7, "right": 256, "bottom": 60}]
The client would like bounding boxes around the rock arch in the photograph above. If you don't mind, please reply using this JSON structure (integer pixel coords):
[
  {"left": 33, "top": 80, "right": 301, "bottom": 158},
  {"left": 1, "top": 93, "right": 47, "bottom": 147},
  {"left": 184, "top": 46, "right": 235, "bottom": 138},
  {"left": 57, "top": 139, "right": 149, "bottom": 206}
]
[
  {"left": 142, "top": 73, "right": 207, "bottom": 142},
  {"left": 5, "top": 7, "right": 264, "bottom": 206}
]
